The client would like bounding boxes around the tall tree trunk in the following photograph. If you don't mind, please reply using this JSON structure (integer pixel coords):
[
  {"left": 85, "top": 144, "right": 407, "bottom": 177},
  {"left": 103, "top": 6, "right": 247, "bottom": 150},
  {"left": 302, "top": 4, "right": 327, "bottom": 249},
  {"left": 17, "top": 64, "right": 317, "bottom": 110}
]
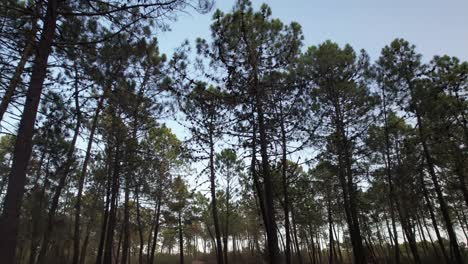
[
  {"left": 420, "top": 135, "right": 463, "bottom": 263},
  {"left": 279, "top": 105, "right": 292, "bottom": 264},
  {"left": 399, "top": 212, "right": 421, "bottom": 264},
  {"left": 304, "top": 228, "right": 314, "bottom": 264},
  {"left": 96, "top": 150, "right": 113, "bottom": 264},
  {"left": 448, "top": 130, "right": 468, "bottom": 210},
  {"left": 0, "top": 9, "right": 38, "bottom": 123},
  {"left": 179, "top": 211, "right": 184, "bottom": 264},
  {"left": 121, "top": 84, "right": 144, "bottom": 264},
  {"left": 149, "top": 186, "right": 162, "bottom": 264},
  {"left": 79, "top": 220, "right": 92, "bottom": 264},
  {"left": 418, "top": 164, "right": 449, "bottom": 263},
  {"left": 380, "top": 86, "right": 401, "bottom": 264},
  {"left": 121, "top": 169, "right": 131, "bottom": 264},
  {"left": 250, "top": 114, "right": 268, "bottom": 232},
  {"left": 409, "top": 82, "right": 464, "bottom": 263},
  {"left": 241, "top": 7, "right": 280, "bottom": 258},
  {"left": 330, "top": 90, "right": 366, "bottom": 263},
  {"left": 28, "top": 157, "right": 51, "bottom": 264},
  {"left": 375, "top": 220, "right": 387, "bottom": 261},
  {"left": 328, "top": 198, "right": 334, "bottom": 264},
  {"left": 316, "top": 233, "right": 323, "bottom": 263},
  {"left": 415, "top": 214, "right": 429, "bottom": 255},
  {"left": 455, "top": 208, "right": 468, "bottom": 243},
  {"left": 37, "top": 78, "right": 82, "bottom": 263},
  {"left": 116, "top": 220, "right": 124, "bottom": 263},
  {"left": 422, "top": 215, "right": 442, "bottom": 261},
  {"left": 291, "top": 208, "right": 303, "bottom": 264},
  {"left": 103, "top": 141, "right": 121, "bottom": 264},
  {"left": 308, "top": 225, "right": 317, "bottom": 264},
  {"left": 72, "top": 92, "right": 106, "bottom": 264},
  {"left": 223, "top": 182, "right": 230, "bottom": 264},
  {"left": 208, "top": 119, "right": 224, "bottom": 264},
  {"left": 255, "top": 91, "right": 280, "bottom": 263},
  {"left": 0, "top": 1, "right": 58, "bottom": 262},
  {"left": 135, "top": 186, "right": 144, "bottom": 264},
  {"left": 333, "top": 224, "right": 343, "bottom": 263}
]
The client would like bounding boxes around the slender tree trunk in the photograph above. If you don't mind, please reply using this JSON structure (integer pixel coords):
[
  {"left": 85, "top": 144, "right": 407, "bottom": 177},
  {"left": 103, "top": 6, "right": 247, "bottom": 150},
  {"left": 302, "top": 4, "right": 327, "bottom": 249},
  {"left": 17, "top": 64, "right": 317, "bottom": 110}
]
[
  {"left": 208, "top": 119, "right": 224, "bottom": 264},
  {"left": 96, "top": 151, "right": 113, "bottom": 264},
  {"left": 419, "top": 165, "right": 450, "bottom": 263},
  {"left": 331, "top": 91, "right": 366, "bottom": 264},
  {"left": 279, "top": 106, "right": 292, "bottom": 264},
  {"left": 317, "top": 233, "right": 323, "bottom": 263},
  {"left": 291, "top": 208, "right": 303, "bottom": 264},
  {"left": 304, "top": 228, "right": 314, "bottom": 264},
  {"left": 0, "top": 10, "right": 38, "bottom": 123},
  {"left": 28, "top": 157, "right": 51, "bottom": 264},
  {"left": 116, "top": 220, "right": 124, "bottom": 263},
  {"left": 420, "top": 136, "right": 463, "bottom": 263},
  {"left": 241, "top": 11, "right": 280, "bottom": 257},
  {"left": 333, "top": 224, "right": 343, "bottom": 263},
  {"left": 410, "top": 82, "right": 464, "bottom": 263},
  {"left": 103, "top": 141, "right": 121, "bottom": 264},
  {"left": 79, "top": 221, "right": 92, "bottom": 264},
  {"left": 121, "top": 169, "right": 131, "bottom": 264},
  {"left": 416, "top": 214, "right": 429, "bottom": 255},
  {"left": 135, "top": 187, "right": 144, "bottom": 264},
  {"left": 308, "top": 225, "right": 317, "bottom": 264},
  {"left": 279, "top": 225, "right": 286, "bottom": 253},
  {"left": 255, "top": 92, "right": 280, "bottom": 263},
  {"left": 223, "top": 183, "right": 230, "bottom": 264},
  {"left": 149, "top": 187, "right": 162, "bottom": 264},
  {"left": 399, "top": 213, "right": 421, "bottom": 264},
  {"left": 451, "top": 142, "right": 468, "bottom": 210},
  {"left": 72, "top": 92, "right": 106, "bottom": 264},
  {"left": 146, "top": 224, "right": 153, "bottom": 263},
  {"left": 121, "top": 85, "right": 144, "bottom": 264},
  {"left": 37, "top": 79, "right": 82, "bottom": 263},
  {"left": 232, "top": 234, "right": 236, "bottom": 262},
  {"left": 328, "top": 198, "right": 334, "bottom": 264},
  {"left": 179, "top": 211, "right": 184, "bottom": 264},
  {"left": 455, "top": 208, "right": 468, "bottom": 243},
  {"left": 0, "top": 1, "right": 58, "bottom": 262},
  {"left": 422, "top": 215, "right": 441, "bottom": 261},
  {"left": 250, "top": 117, "right": 268, "bottom": 231},
  {"left": 380, "top": 86, "right": 401, "bottom": 264}
]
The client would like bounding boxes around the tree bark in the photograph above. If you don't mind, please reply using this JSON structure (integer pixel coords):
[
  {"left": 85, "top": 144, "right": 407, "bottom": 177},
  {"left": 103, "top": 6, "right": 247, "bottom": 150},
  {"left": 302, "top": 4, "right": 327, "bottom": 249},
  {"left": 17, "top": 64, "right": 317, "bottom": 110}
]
[
  {"left": 37, "top": 75, "right": 82, "bottom": 263},
  {"left": 72, "top": 91, "right": 106, "bottom": 264},
  {"left": 96, "top": 149, "right": 113, "bottom": 264},
  {"left": 255, "top": 89, "right": 280, "bottom": 263},
  {"left": 409, "top": 81, "right": 463, "bottom": 264},
  {"left": 0, "top": 9, "right": 38, "bottom": 123},
  {"left": 380, "top": 85, "right": 401, "bottom": 264},
  {"left": 329, "top": 85, "right": 366, "bottom": 264},
  {"left": 149, "top": 185, "right": 163, "bottom": 264},
  {"left": 0, "top": 1, "right": 58, "bottom": 262},
  {"left": 179, "top": 211, "right": 184, "bottom": 264},
  {"left": 135, "top": 186, "right": 144, "bottom": 264},
  {"left": 280, "top": 105, "right": 292, "bottom": 264},
  {"left": 208, "top": 117, "right": 224, "bottom": 264},
  {"left": 418, "top": 164, "right": 449, "bottom": 263},
  {"left": 328, "top": 198, "right": 334, "bottom": 264},
  {"left": 103, "top": 140, "right": 121, "bottom": 264}
]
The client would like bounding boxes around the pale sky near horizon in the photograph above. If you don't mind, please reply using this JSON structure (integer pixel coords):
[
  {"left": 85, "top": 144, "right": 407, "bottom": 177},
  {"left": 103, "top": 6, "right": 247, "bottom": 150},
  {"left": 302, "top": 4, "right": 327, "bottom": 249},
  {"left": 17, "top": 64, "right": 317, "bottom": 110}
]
[{"left": 157, "top": 0, "right": 468, "bottom": 62}]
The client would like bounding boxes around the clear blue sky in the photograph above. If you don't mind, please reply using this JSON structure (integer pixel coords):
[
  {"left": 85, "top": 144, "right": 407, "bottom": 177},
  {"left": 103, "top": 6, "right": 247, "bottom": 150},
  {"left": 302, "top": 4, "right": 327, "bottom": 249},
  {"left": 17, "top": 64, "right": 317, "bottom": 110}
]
[{"left": 157, "top": 0, "right": 468, "bottom": 61}]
